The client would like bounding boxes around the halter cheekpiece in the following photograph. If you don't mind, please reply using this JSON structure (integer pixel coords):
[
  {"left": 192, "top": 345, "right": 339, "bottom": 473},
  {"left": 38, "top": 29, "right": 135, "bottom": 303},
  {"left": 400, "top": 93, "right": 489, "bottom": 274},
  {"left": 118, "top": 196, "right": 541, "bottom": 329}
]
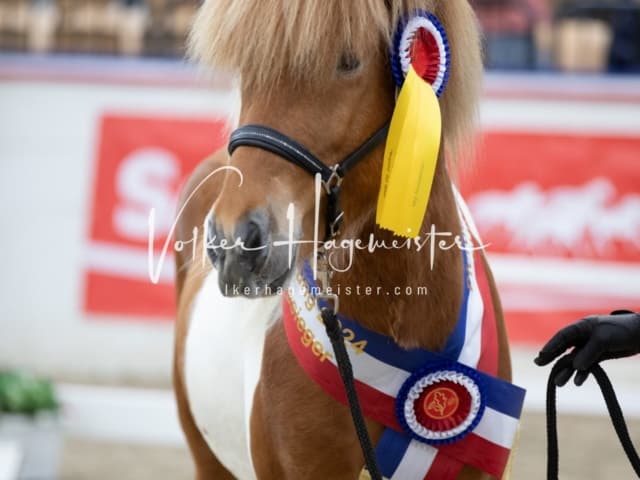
[{"left": 228, "top": 123, "right": 389, "bottom": 241}]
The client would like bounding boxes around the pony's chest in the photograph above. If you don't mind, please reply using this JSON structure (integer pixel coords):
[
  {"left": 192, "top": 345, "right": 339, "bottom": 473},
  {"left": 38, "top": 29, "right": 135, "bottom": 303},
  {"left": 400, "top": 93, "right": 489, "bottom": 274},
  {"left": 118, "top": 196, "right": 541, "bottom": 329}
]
[{"left": 184, "top": 270, "right": 279, "bottom": 480}]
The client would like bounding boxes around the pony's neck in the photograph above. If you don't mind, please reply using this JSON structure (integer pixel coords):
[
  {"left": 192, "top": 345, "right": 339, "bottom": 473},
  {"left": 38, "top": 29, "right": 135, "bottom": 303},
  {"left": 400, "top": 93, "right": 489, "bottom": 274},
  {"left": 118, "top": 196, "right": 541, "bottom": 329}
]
[{"left": 332, "top": 150, "right": 463, "bottom": 352}]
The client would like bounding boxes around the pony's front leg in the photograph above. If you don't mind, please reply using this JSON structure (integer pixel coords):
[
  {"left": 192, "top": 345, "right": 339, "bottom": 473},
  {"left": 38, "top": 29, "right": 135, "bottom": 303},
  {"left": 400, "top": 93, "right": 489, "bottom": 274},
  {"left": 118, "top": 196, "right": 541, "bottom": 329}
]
[
  {"left": 249, "top": 388, "right": 288, "bottom": 480},
  {"left": 249, "top": 323, "right": 382, "bottom": 480}
]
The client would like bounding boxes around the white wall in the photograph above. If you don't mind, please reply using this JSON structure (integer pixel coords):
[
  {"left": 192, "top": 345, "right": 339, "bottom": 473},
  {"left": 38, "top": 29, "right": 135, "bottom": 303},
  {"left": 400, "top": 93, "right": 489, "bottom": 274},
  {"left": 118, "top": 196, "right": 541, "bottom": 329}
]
[{"left": 0, "top": 79, "right": 235, "bottom": 383}]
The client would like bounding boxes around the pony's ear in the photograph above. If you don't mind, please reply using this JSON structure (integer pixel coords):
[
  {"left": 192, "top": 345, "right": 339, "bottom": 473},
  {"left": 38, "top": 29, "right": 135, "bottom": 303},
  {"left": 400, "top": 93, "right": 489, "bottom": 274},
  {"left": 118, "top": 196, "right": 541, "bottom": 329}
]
[{"left": 434, "top": 0, "right": 483, "bottom": 167}]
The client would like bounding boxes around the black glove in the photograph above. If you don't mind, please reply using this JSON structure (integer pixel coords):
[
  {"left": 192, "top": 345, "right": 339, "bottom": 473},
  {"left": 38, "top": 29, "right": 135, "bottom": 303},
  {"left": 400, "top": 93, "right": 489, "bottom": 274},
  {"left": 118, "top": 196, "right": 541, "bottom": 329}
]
[{"left": 534, "top": 311, "right": 640, "bottom": 386}]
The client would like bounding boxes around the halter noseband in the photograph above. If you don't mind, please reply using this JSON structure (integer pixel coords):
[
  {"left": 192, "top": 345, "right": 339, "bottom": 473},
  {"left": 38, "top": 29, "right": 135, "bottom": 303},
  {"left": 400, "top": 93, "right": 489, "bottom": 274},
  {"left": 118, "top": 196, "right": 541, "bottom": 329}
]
[{"left": 228, "top": 122, "right": 389, "bottom": 240}]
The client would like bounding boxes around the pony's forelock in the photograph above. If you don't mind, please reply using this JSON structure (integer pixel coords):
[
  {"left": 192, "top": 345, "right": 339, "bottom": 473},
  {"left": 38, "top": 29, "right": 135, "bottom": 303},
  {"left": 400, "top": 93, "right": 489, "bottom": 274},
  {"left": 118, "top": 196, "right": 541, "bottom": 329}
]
[{"left": 189, "top": 0, "right": 482, "bottom": 165}]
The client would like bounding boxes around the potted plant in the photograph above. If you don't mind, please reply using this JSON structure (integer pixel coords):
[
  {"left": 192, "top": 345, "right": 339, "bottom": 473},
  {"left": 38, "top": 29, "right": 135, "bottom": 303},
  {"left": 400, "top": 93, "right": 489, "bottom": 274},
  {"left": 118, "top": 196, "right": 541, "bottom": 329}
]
[{"left": 0, "top": 371, "right": 62, "bottom": 480}]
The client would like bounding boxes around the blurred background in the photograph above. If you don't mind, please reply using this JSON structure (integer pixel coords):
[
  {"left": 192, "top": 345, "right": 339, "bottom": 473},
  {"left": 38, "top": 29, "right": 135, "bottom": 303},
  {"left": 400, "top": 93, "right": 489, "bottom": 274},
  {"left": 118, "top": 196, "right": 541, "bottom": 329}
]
[{"left": 0, "top": 0, "right": 639, "bottom": 479}]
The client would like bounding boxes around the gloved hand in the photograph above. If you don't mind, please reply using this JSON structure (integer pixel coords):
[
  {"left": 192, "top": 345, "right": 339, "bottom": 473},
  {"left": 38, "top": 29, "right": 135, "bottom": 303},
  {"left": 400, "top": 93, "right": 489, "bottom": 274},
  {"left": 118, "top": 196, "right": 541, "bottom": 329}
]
[{"left": 534, "top": 311, "right": 640, "bottom": 386}]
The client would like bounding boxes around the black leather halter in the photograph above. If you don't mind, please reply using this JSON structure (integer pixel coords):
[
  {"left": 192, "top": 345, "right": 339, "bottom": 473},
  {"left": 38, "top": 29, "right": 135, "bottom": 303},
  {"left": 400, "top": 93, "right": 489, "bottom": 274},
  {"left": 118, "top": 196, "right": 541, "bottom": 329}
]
[{"left": 228, "top": 122, "right": 389, "bottom": 240}]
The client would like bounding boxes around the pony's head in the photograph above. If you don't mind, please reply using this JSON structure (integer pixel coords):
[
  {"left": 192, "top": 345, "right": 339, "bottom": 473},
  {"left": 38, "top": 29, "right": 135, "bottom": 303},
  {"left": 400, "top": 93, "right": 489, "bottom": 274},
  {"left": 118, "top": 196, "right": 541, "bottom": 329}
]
[{"left": 190, "top": 0, "right": 482, "bottom": 296}]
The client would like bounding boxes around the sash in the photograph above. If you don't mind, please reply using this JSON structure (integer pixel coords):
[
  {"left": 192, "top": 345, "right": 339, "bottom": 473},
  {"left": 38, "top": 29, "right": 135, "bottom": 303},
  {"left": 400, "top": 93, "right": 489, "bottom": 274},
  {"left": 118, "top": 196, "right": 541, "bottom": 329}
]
[{"left": 282, "top": 200, "right": 525, "bottom": 479}]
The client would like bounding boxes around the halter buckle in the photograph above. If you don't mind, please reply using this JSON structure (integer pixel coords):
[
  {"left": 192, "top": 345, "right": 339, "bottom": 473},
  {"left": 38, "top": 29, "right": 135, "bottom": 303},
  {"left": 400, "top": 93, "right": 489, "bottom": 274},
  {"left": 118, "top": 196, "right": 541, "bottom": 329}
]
[
  {"left": 316, "top": 255, "right": 339, "bottom": 313},
  {"left": 318, "top": 293, "right": 340, "bottom": 315},
  {"left": 316, "top": 254, "right": 332, "bottom": 289},
  {"left": 322, "top": 166, "right": 344, "bottom": 195}
]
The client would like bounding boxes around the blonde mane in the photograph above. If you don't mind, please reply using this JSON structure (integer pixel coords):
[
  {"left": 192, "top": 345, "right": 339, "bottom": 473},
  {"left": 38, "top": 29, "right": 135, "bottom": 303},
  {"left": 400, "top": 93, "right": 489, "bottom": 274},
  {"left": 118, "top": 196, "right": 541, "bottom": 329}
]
[{"left": 189, "top": 0, "right": 482, "bottom": 163}]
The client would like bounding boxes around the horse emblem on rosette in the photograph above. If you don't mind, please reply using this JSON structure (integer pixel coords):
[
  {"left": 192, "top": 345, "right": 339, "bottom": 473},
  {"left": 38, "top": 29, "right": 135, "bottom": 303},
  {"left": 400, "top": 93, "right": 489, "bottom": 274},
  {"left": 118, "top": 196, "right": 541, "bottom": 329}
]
[
  {"left": 173, "top": 1, "right": 525, "bottom": 479},
  {"left": 426, "top": 388, "right": 460, "bottom": 419}
]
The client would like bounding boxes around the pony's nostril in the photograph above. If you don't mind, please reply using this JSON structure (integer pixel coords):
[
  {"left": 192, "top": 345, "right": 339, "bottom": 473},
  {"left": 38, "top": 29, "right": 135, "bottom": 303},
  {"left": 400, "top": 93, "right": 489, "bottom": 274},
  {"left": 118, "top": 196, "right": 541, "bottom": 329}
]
[
  {"left": 235, "top": 212, "right": 269, "bottom": 273},
  {"left": 243, "top": 221, "right": 262, "bottom": 251},
  {"left": 206, "top": 243, "right": 218, "bottom": 267},
  {"left": 205, "top": 215, "right": 222, "bottom": 267}
]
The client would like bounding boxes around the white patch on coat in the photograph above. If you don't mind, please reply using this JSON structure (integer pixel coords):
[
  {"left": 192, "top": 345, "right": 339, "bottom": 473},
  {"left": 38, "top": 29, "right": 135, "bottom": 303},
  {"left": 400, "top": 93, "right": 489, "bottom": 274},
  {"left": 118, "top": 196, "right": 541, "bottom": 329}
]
[{"left": 184, "top": 269, "right": 280, "bottom": 479}]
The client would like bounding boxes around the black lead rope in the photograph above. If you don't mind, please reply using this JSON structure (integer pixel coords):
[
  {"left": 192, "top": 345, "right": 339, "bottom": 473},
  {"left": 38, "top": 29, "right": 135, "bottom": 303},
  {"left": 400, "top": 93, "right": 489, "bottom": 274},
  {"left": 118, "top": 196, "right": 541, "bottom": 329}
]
[
  {"left": 546, "top": 355, "right": 640, "bottom": 479},
  {"left": 322, "top": 308, "right": 383, "bottom": 480}
]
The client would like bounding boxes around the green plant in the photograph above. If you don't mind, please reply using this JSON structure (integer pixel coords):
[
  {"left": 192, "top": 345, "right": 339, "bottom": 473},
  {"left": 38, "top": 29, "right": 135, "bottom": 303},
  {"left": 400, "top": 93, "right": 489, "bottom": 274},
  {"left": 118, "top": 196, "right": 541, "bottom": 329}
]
[{"left": 0, "top": 371, "right": 58, "bottom": 416}]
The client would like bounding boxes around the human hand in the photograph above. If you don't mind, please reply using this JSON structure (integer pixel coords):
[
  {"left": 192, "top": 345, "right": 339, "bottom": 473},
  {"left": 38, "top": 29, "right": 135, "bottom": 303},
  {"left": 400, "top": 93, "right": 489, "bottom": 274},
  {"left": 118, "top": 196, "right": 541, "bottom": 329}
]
[{"left": 534, "top": 311, "right": 640, "bottom": 386}]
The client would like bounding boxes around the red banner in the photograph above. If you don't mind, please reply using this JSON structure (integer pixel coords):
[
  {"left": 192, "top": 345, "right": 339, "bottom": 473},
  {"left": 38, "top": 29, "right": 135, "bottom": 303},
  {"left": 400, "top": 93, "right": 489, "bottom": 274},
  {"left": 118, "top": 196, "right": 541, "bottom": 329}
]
[
  {"left": 84, "top": 114, "right": 227, "bottom": 318},
  {"left": 461, "top": 131, "right": 640, "bottom": 343},
  {"left": 84, "top": 114, "right": 640, "bottom": 346}
]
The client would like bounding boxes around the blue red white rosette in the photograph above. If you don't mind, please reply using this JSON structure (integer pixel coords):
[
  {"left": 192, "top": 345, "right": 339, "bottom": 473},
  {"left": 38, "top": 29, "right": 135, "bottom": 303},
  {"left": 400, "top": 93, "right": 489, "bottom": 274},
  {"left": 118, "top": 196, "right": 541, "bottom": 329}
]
[
  {"left": 395, "top": 363, "right": 486, "bottom": 446},
  {"left": 390, "top": 10, "right": 451, "bottom": 97}
]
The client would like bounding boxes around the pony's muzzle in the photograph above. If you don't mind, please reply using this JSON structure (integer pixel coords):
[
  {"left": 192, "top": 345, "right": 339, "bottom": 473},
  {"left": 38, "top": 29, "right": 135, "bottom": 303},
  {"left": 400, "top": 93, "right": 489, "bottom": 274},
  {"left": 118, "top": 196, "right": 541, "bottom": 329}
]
[{"left": 206, "top": 209, "right": 287, "bottom": 297}]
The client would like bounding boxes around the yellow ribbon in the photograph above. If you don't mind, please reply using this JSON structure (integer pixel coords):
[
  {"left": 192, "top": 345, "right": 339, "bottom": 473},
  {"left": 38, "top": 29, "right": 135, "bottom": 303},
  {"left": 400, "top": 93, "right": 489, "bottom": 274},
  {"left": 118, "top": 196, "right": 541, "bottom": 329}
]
[{"left": 376, "top": 66, "right": 442, "bottom": 237}]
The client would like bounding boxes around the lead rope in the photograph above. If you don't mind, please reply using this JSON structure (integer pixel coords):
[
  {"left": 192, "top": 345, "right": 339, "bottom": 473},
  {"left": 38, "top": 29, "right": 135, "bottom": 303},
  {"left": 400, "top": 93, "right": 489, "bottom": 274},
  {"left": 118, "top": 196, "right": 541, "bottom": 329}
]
[
  {"left": 546, "top": 355, "right": 640, "bottom": 479},
  {"left": 316, "top": 248, "right": 382, "bottom": 479},
  {"left": 321, "top": 307, "right": 383, "bottom": 480}
]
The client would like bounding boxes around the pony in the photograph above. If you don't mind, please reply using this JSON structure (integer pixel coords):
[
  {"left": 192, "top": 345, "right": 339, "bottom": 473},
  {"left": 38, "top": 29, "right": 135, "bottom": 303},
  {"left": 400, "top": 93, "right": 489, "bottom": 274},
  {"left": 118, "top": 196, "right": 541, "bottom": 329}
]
[{"left": 173, "top": 1, "right": 515, "bottom": 479}]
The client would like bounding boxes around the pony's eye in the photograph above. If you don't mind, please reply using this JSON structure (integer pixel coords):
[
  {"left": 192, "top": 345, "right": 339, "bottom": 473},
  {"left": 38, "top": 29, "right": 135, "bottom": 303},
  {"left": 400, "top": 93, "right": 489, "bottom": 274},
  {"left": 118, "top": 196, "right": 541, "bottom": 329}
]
[{"left": 337, "top": 52, "right": 361, "bottom": 74}]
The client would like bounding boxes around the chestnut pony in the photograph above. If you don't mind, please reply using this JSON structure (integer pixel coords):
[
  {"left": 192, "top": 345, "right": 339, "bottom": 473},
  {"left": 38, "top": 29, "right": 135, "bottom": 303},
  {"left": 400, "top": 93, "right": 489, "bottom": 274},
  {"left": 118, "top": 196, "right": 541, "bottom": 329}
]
[{"left": 173, "top": 1, "right": 512, "bottom": 479}]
